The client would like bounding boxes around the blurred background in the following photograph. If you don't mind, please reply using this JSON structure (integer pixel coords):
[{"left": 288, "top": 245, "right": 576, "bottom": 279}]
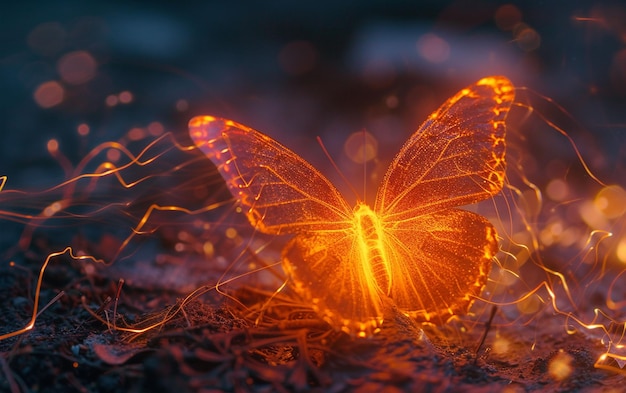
[
  {"left": 1, "top": 0, "right": 625, "bottom": 192},
  {"left": 2, "top": 2, "right": 626, "bottom": 382}
]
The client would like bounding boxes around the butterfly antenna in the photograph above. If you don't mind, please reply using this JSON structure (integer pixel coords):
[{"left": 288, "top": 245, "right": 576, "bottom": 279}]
[
  {"left": 316, "top": 136, "right": 361, "bottom": 202},
  {"left": 362, "top": 128, "right": 367, "bottom": 204}
]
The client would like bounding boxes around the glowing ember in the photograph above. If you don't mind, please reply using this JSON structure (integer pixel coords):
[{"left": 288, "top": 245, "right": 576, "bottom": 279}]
[
  {"left": 548, "top": 350, "right": 574, "bottom": 381},
  {"left": 189, "top": 76, "right": 515, "bottom": 336}
]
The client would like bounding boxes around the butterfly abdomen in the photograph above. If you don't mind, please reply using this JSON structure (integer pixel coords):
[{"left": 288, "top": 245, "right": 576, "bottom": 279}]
[{"left": 353, "top": 203, "right": 392, "bottom": 296}]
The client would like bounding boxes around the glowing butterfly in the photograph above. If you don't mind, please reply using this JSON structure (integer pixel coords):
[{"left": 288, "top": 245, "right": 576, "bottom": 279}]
[{"left": 189, "top": 76, "right": 515, "bottom": 337}]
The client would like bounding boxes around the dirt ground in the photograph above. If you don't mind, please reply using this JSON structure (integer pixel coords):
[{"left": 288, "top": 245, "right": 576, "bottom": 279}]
[{"left": 1, "top": 247, "right": 624, "bottom": 393}]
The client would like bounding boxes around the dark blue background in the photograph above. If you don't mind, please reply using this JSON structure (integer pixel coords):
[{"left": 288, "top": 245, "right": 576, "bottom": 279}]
[{"left": 1, "top": 1, "right": 624, "bottom": 190}]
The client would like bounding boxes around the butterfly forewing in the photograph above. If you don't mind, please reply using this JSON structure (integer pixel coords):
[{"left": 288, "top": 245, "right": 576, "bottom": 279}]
[
  {"left": 375, "top": 76, "right": 515, "bottom": 220},
  {"left": 189, "top": 116, "right": 352, "bottom": 234}
]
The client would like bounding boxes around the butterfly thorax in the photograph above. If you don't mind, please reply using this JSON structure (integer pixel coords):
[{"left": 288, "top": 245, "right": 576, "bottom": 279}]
[{"left": 352, "top": 203, "right": 392, "bottom": 296}]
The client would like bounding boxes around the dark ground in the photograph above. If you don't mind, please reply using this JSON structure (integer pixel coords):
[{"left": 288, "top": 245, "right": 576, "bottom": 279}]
[{"left": 2, "top": 1, "right": 626, "bottom": 392}]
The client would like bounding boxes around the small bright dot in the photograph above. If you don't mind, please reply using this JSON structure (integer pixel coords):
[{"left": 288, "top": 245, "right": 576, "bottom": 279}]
[
  {"left": 47, "top": 139, "right": 59, "bottom": 153},
  {"left": 106, "top": 95, "right": 119, "bottom": 107},
  {"left": 118, "top": 91, "right": 133, "bottom": 104},
  {"left": 57, "top": 51, "right": 97, "bottom": 85},
  {"left": 72, "top": 362, "right": 79, "bottom": 368},
  {"left": 77, "top": 123, "right": 90, "bottom": 136},
  {"left": 34, "top": 81, "right": 64, "bottom": 108},
  {"left": 203, "top": 242, "right": 215, "bottom": 258},
  {"left": 225, "top": 227, "right": 238, "bottom": 239}
]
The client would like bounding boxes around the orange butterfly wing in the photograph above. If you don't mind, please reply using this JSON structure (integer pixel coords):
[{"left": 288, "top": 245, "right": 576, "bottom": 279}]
[
  {"left": 374, "top": 76, "right": 514, "bottom": 323},
  {"left": 189, "top": 116, "right": 352, "bottom": 234},
  {"left": 383, "top": 209, "right": 497, "bottom": 324},
  {"left": 282, "top": 230, "right": 391, "bottom": 335},
  {"left": 375, "top": 76, "right": 514, "bottom": 220}
]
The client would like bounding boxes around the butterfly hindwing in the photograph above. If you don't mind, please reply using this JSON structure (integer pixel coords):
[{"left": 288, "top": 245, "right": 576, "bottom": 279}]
[
  {"left": 282, "top": 230, "right": 390, "bottom": 335},
  {"left": 375, "top": 76, "right": 514, "bottom": 221},
  {"left": 189, "top": 116, "right": 352, "bottom": 234},
  {"left": 384, "top": 209, "right": 497, "bottom": 324}
]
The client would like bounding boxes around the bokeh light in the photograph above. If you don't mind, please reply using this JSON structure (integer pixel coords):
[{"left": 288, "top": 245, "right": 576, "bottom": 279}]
[
  {"left": 33, "top": 81, "right": 64, "bottom": 108},
  {"left": 57, "top": 51, "right": 97, "bottom": 85}
]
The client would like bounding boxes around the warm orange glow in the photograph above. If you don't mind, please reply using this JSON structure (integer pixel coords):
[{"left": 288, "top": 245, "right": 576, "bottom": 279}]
[
  {"left": 492, "top": 335, "right": 510, "bottom": 356},
  {"left": 594, "top": 185, "right": 626, "bottom": 219},
  {"left": 34, "top": 81, "right": 64, "bottom": 108},
  {"left": 617, "top": 237, "right": 626, "bottom": 263},
  {"left": 225, "top": 227, "right": 238, "bottom": 239},
  {"left": 57, "top": 51, "right": 97, "bottom": 85},
  {"left": 545, "top": 178, "right": 569, "bottom": 201},
  {"left": 548, "top": 351, "right": 574, "bottom": 381},
  {"left": 47, "top": 138, "right": 59, "bottom": 153},
  {"left": 189, "top": 76, "right": 515, "bottom": 336},
  {"left": 203, "top": 241, "right": 215, "bottom": 258}
]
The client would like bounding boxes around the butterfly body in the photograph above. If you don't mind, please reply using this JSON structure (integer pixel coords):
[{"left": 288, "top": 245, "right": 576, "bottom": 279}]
[
  {"left": 190, "top": 76, "right": 515, "bottom": 337},
  {"left": 352, "top": 203, "right": 392, "bottom": 295}
]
